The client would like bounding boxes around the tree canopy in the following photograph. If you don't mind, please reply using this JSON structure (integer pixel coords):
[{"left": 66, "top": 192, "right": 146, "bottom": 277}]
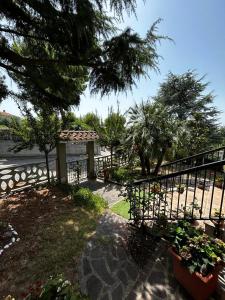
[
  {"left": 0, "top": 1, "right": 166, "bottom": 109},
  {"left": 155, "top": 71, "right": 220, "bottom": 157},
  {"left": 98, "top": 105, "right": 126, "bottom": 161},
  {"left": 10, "top": 105, "right": 61, "bottom": 181},
  {"left": 155, "top": 71, "right": 218, "bottom": 121},
  {"left": 0, "top": 75, "right": 8, "bottom": 103}
]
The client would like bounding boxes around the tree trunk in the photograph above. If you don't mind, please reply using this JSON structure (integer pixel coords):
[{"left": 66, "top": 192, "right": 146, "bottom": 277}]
[
  {"left": 153, "top": 148, "right": 166, "bottom": 176},
  {"left": 59, "top": 108, "right": 67, "bottom": 129},
  {"left": 145, "top": 157, "right": 150, "bottom": 175},
  {"left": 110, "top": 145, "right": 113, "bottom": 169},
  {"left": 45, "top": 151, "right": 50, "bottom": 183},
  {"left": 138, "top": 150, "right": 146, "bottom": 176}
]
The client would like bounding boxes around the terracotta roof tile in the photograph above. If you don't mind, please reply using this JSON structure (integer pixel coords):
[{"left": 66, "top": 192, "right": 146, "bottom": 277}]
[
  {"left": 0, "top": 111, "right": 14, "bottom": 117},
  {"left": 59, "top": 130, "right": 99, "bottom": 142}
]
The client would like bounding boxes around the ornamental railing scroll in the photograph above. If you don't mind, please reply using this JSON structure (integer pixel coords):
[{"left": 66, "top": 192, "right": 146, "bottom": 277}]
[{"left": 0, "top": 160, "right": 57, "bottom": 196}]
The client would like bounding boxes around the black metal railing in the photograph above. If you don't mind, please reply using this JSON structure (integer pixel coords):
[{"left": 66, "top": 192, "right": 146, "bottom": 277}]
[
  {"left": 67, "top": 159, "right": 87, "bottom": 184},
  {"left": 94, "top": 154, "right": 128, "bottom": 178},
  {"left": 127, "top": 160, "right": 225, "bottom": 222},
  {"left": 160, "top": 145, "right": 225, "bottom": 175},
  {"left": 0, "top": 160, "right": 57, "bottom": 196}
]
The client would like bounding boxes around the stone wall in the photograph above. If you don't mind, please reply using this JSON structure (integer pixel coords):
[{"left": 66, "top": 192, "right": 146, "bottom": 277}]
[{"left": 0, "top": 140, "right": 101, "bottom": 158}]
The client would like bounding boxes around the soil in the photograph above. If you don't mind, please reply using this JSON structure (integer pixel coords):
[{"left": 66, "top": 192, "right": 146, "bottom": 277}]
[
  {"left": 0, "top": 185, "right": 98, "bottom": 299},
  {"left": 0, "top": 224, "right": 11, "bottom": 249}
]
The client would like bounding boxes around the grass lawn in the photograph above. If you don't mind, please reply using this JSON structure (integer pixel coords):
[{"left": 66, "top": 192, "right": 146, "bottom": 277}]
[
  {"left": 0, "top": 186, "right": 100, "bottom": 299},
  {"left": 111, "top": 199, "right": 130, "bottom": 219}
]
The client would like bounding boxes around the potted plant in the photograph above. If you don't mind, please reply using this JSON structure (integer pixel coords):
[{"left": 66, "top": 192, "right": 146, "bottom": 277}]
[
  {"left": 198, "top": 180, "right": 205, "bottom": 190},
  {"left": 181, "top": 201, "right": 201, "bottom": 227},
  {"left": 176, "top": 184, "right": 185, "bottom": 194},
  {"left": 215, "top": 175, "right": 224, "bottom": 189},
  {"left": 150, "top": 183, "right": 161, "bottom": 194},
  {"left": 168, "top": 221, "right": 225, "bottom": 300},
  {"left": 212, "top": 208, "right": 225, "bottom": 229}
]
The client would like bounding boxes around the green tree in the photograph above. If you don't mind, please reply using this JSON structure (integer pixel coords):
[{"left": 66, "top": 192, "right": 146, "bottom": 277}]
[
  {"left": 100, "top": 106, "right": 126, "bottom": 164},
  {"left": 10, "top": 106, "right": 61, "bottom": 182},
  {"left": 0, "top": 2, "right": 167, "bottom": 108},
  {"left": 127, "top": 101, "right": 178, "bottom": 175},
  {"left": 82, "top": 112, "right": 101, "bottom": 131},
  {"left": 155, "top": 71, "right": 218, "bottom": 121},
  {"left": 62, "top": 111, "right": 91, "bottom": 130},
  {"left": 218, "top": 126, "right": 225, "bottom": 146},
  {"left": 0, "top": 75, "right": 8, "bottom": 103},
  {"left": 155, "top": 71, "right": 219, "bottom": 157}
]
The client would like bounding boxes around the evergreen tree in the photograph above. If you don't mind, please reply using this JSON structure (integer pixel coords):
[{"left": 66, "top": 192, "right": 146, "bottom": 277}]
[
  {"left": 155, "top": 71, "right": 219, "bottom": 156},
  {"left": 0, "top": 1, "right": 166, "bottom": 108}
]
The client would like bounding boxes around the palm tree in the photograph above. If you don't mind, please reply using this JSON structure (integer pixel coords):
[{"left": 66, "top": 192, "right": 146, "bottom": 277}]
[{"left": 127, "top": 101, "right": 178, "bottom": 176}]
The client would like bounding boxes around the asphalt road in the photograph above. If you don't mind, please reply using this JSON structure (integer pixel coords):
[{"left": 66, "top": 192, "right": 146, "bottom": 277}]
[{"left": 0, "top": 150, "right": 110, "bottom": 170}]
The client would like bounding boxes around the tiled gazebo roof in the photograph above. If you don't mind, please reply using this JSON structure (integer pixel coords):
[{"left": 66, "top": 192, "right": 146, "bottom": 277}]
[{"left": 59, "top": 130, "right": 99, "bottom": 142}]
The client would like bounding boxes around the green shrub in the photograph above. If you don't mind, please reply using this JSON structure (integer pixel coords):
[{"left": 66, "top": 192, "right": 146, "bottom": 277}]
[
  {"left": 21, "top": 275, "right": 87, "bottom": 300},
  {"left": 111, "top": 167, "right": 130, "bottom": 183},
  {"left": 72, "top": 187, "right": 107, "bottom": 213}
]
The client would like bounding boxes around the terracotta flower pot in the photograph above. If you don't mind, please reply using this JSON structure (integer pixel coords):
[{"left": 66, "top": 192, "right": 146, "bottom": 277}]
[
  {"left": 215, "top": 181, "right": 223, "bottom": 189},
  {"left": 169, "top": 248, "right": 222, "bottom": 300}
]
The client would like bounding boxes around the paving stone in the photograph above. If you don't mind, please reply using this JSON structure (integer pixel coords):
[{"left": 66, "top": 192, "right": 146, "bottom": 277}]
[
  {"left": 175, "top": 285, "right": 191, "bottom": 300},
  {"left": 150, "top": 285, "right": 167, "bottom": 299},
  {"left": 100, "top": 293, "right": 110, "bottom": 300},
  {"left": 105, "top": 253, "right": 118, "bottom": 273},
  {"left": 112, "top": 244, "right": 118, "bottom": 259},
  {"left": 92, "top": 259, "right": 115, "bottom": 285},
  {"left": 83, "top": 257, "right": 92, "bottom": 276},
  {"left": 79, "top": 208, "right": 190, "bottom": 300},
  {"left": 112, "top": 284, "right": 123, "bottom": 300},
  {"left": 147, "top": 271, "right": 165, "bottom": 285},
  {"left": 141, "top": 290, "right": 152, "bottom": 300},
  {"left": 117, "top": 269, "right": 128, "bottom": 287},
  {"left": 86, "top": 275, "right": 103, "bottom": 300},
  {"left": 167, "top": 275, "right": 179, "bottom": 294},
  {"left": 116, "top": 246, "right": 127, "bottom": 260},
  {"left": 126, "top": 291, "right": 139, "bottom": 300},
  {"left": 125, "top": 261, "right": 139, "bottom": 281},
  {"left": 91, "top": 247, "right": 104, "bottom": 259}
]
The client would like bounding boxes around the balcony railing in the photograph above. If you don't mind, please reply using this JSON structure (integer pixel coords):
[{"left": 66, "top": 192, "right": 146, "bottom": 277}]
[
  {"left": 160, "top": 145, "right": 225, "bottom": 175},
  {"left": 127, "top": 160, "right": 225, "bottom": 223}
]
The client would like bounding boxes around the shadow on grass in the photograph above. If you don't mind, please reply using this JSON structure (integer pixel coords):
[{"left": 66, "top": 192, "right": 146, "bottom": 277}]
[{"left": 0, "top": 188, "right": 100, "bottom": 299}]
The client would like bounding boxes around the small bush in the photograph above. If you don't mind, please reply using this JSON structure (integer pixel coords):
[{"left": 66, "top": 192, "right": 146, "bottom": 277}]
[
  {"left": 72, "top": 187, "right": 107, "bottom": 213},
  {"left": 111, "top": 167, "right": 130, "bottom": 183},
  {"left": 20, "top": 275, "right": 87, "bottom": 300}
]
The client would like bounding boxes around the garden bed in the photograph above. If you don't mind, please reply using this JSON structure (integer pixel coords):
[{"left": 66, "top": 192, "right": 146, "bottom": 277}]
[{"left": 0, "top": 186, "right": 101, "bottom": 299}]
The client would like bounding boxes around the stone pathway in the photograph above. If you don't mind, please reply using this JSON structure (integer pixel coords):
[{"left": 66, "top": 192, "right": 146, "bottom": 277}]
[
  {"left": 79, "top": 212, "right": 195, "bottom": 300},
  {"left": 80, "top": 180, "right": 126, "bottom": 207}
]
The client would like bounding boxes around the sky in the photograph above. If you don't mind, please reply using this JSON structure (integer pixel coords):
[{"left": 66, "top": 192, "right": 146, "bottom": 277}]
[{"left": 1, "top": 0, "right": 225, "bottom": 124}]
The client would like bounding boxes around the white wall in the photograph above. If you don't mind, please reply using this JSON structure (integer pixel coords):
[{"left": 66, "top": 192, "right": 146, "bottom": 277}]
[{"left": 0, "top": 140, "right": 100, "bottom": 158}]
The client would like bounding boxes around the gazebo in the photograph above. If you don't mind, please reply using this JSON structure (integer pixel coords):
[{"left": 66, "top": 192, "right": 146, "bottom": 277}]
[{"left": 57, "top": 130, "right": 99, "bottom": 183}]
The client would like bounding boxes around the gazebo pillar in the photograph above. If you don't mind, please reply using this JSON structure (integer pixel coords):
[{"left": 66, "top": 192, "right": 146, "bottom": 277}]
[
  {"left": 86, "top": 141, "right": 95, "bottom": 179},
  {"left": 56, "top": 142, "right": 68, "bottom": 183}
]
